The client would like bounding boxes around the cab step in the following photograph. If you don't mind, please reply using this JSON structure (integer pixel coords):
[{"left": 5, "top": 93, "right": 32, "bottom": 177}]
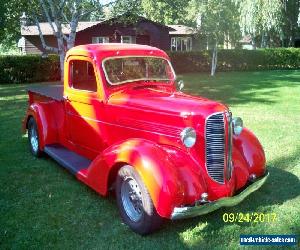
[{"left": 44, "top": 144, "right": 91, "bottom": 175}]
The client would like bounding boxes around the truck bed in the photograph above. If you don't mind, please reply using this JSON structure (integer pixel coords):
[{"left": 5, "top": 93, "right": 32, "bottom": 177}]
[{"left": 27, "top": 84, "right": 64, "bottom": 101}]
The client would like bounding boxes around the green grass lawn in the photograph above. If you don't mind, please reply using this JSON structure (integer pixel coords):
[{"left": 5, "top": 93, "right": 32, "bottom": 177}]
[{"left": 0, "top": 71, "right": 299, "bottom": 249}]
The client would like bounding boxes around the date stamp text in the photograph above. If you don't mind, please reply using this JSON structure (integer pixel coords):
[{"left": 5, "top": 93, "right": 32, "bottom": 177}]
[{"left": 223, "top": 212, "right": 278, "bottom": 223}]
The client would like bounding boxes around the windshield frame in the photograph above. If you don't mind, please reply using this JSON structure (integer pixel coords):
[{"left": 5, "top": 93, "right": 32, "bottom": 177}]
[{"left": 102, "top": 55, "right": 176, "bottom": 86}]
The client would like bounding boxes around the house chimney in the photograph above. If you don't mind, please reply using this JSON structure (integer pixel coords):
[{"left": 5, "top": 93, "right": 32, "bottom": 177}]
[{"left": 20, "top": 12, "right": 27, "bottom": 26}]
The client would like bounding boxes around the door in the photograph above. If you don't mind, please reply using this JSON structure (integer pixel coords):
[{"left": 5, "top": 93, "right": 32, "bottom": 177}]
[{"left": 65, "top": 58, "right": 105, "bottom": 154}]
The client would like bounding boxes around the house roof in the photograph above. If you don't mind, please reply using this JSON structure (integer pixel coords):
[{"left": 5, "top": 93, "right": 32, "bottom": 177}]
[
  {"left": 167, "top": 25, "right": 197, "bottom": 35},
  {"left": 21, "top": 21, "right": 101, "bottom": 36},
  {"left": 21, "top": 16, "right": 196, "bottom": 37},
  {"left": 21, "top": 15, "right": 185, "bottom": 37}
]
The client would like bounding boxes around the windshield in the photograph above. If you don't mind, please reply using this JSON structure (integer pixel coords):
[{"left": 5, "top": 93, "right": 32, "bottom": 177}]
[{"left": 103, "top": 57, "right": 175, "bottom": 85}]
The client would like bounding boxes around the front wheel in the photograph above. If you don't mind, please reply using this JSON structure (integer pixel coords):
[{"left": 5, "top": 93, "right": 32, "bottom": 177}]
[
  {"left": 116, "top": 165, "right": 163, "bottom": 235},
  {"left": 27, "top": 117, "right": 42, "bottom": 157}
]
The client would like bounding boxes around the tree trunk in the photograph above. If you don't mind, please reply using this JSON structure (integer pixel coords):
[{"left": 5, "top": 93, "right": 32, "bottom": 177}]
[
  {"left": 58, "top": 50, "right": 65, "bottom": 83},
  {"left": 210, "top": 41, "right": 218, "bottom": 76},
  {"left": 35, "top": 0, "right": 81, "bottom": 82},
  {"left": 56, "top": 33, "right": 65, "bottom": 82},
  {"left": 289, "top": 29, "right": 295, "bottom": 47},
  {"left": 261, "top": 32, "right": 268, "bottom": 48},
  {"left": 67, "top": 17, "right": 79, "bottom": 49},
  {"left": 251, "top": 34, "right": 256, "bottom": 50}
]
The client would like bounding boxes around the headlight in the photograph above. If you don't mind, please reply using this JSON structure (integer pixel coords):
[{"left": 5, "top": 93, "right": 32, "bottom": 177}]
[
  {"left": 180, "top": 127, "right": 196, "bottom": 148},
  {"left": 232, "top": 117, "right": 243, "bottom": 135}
]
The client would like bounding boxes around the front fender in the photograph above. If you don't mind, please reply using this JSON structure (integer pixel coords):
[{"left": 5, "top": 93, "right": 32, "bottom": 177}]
[
  {"left": 78, "top": 139, "right": 207, "bottom": 218},
  {"left": 233, "top": 128, "right": 266, "bottom": 186}
]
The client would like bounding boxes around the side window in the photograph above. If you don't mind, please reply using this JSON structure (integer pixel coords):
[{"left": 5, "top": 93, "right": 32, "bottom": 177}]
[{"left": 70, "top": 60, "right": 97, "bottom": 92}]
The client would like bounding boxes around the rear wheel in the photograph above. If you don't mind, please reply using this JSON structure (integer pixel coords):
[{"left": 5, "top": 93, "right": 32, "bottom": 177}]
[
  {"left": 28, "top": 117, "right": 42, "bottom": 157},
  {"left": 116, "top": 165, "right": 163, "bottom": 235}
]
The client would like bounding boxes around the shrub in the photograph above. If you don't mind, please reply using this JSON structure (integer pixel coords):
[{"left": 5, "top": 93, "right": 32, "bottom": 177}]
[
  {"left": 0, "top": 54, "right": 60, "bottom": 84},
  {"left": 167, "top": 48, "right": 300, "bottom": 73},
  {"left": 167, "top": 51, "right": 211, "bottom": 73}
]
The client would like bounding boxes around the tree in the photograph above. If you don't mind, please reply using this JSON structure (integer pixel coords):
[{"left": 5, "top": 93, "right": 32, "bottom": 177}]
[
  {"left": 25, "top": 0, "right": 106, "bottom": 81},
  {"left": 188, "top": 0, "right": 241, "bottom": 76},
  {"left": 281, "top": 0, "right": 300, "bottom": 47},
  {"left": 235, "top": 0, "right": 283, "bottom": 48}
]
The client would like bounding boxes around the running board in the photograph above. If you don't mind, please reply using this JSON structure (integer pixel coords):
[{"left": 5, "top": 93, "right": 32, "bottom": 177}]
[{"left": 44, "top": 144, "right": 91, "bottom": 175}]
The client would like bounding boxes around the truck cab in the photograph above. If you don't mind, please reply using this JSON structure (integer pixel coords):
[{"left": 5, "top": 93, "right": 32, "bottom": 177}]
[{"left": 23, "top": 44, "right": 268, "bottom": 235}]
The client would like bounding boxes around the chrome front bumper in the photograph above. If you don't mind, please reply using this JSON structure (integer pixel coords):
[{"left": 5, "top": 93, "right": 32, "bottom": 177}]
[{"left": 171, "top": 171, "right": 269, "bottom": 220}]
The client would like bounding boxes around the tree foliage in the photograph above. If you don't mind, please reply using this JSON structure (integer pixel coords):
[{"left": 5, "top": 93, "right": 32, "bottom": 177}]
[
  {"left": 235, "top": 0, "right": 283, "bottom": 47},
  {"left": 110, "top": 0, "right": 143, "bottom": 17},
  {"left": 236, "top": 0, "right": 282, "bottom": 34},
  {"left": 110, "top": 0, "right": 190, "bottom": 25},
  {"left": 141, "top": 0, "right": 190, "bottom": 24},
  {"left": 188, "top": 0, "right": 240, "bottom": 44},
  {"left": 187, "top": 0, "right": 241, "bottom": 75},
  {"left": 0, "top": 0, "right": 37, "bottom": 46}
]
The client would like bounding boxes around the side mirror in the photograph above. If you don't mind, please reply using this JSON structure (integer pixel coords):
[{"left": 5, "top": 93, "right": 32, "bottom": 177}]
[{"left": 177, "top": 80, "right": 184, "bottom": 91}]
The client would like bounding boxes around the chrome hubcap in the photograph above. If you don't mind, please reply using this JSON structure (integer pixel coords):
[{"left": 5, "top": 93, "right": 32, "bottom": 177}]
[
  {"left": 30, "top": 125, "right": 38, "bottom": 153},
  {"left": 121, "top": 177, "right": 143, "bottom": 222}
]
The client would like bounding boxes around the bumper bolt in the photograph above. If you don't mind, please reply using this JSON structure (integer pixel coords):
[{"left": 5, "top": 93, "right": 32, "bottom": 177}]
[
  {"left": 200, "top": 192, "right": 208, "bottom": 203},
  {"left": 249, "top": 174, "right": 257, "bottom": 182}
]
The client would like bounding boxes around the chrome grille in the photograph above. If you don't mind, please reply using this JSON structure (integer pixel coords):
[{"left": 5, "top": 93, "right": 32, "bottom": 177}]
[
  {"left": 226, "top": 112, "right": 233, "bottom": 181},
  {"left": 205, "top": 113, "right": 225, "bottom": 183}
]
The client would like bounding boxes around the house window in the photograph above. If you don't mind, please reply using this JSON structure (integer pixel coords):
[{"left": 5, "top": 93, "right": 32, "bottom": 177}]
[
  {"left": 121, "top": 36, "right": 136, "bottom": 44},
  {"left": 171, "top": 37, "right": 192, "bottom": 51},
  {"left": 70, "top": 60, "right": 97, "bottom": 92},
  {"left": 92, "top": 36, "right": 109, "bottom": 44}
]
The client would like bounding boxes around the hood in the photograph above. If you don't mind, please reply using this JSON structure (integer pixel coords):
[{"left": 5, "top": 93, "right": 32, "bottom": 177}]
[{"left": 108, "top": 87, "right": 227, "bottom": 118}]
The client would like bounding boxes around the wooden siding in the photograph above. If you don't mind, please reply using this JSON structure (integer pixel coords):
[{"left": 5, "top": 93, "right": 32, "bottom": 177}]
[
  {"left": 23, "top": 19, "right": 172, "bottom": 54},
  {"left": 23, "top": 35, "right": 57, "bottom": 55},
  {"left": 75, "top": 20, "right": 170, "bottom": 51},
  {"left": 21, "top": 38, "right": 43, "bottom": 54}
]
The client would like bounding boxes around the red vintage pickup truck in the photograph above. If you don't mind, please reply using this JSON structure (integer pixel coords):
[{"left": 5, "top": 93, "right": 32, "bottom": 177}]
[{"left": 22, "top": 43, "right": 268, "bottom": 235}]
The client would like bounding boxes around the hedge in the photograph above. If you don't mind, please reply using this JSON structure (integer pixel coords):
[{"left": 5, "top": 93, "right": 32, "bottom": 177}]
[
  {"left": 0, "top": 54, "right": 60, "bottom": 84},
  {"left": 1, "top": 48, "right": 300, "bottom": 84},
  {"left": 167, "top": 48, "right": 300, "bottom": 73}
]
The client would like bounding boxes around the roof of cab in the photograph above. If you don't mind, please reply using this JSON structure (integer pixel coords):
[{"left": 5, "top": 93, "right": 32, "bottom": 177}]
[{"left": 66, "top": 43, "right": 167, "bottom": 59}]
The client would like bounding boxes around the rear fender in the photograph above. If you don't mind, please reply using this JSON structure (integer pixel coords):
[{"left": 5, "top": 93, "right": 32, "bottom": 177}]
[{"left": 23, "top": 102, "right": 63, "bottom": 149}]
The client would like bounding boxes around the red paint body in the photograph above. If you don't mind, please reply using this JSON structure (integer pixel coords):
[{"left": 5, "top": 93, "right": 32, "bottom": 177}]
[{"left": 23, "top": 44, "right": 266, "bottom": 219}]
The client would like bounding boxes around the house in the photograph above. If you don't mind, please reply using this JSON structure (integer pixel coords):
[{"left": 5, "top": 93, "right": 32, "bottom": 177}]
[
  {"left": 19, "top": 15, "right": 197, "bottom": 54},
  {"left": 168, "top": 25, "right": 197, "bottom": 51}
]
